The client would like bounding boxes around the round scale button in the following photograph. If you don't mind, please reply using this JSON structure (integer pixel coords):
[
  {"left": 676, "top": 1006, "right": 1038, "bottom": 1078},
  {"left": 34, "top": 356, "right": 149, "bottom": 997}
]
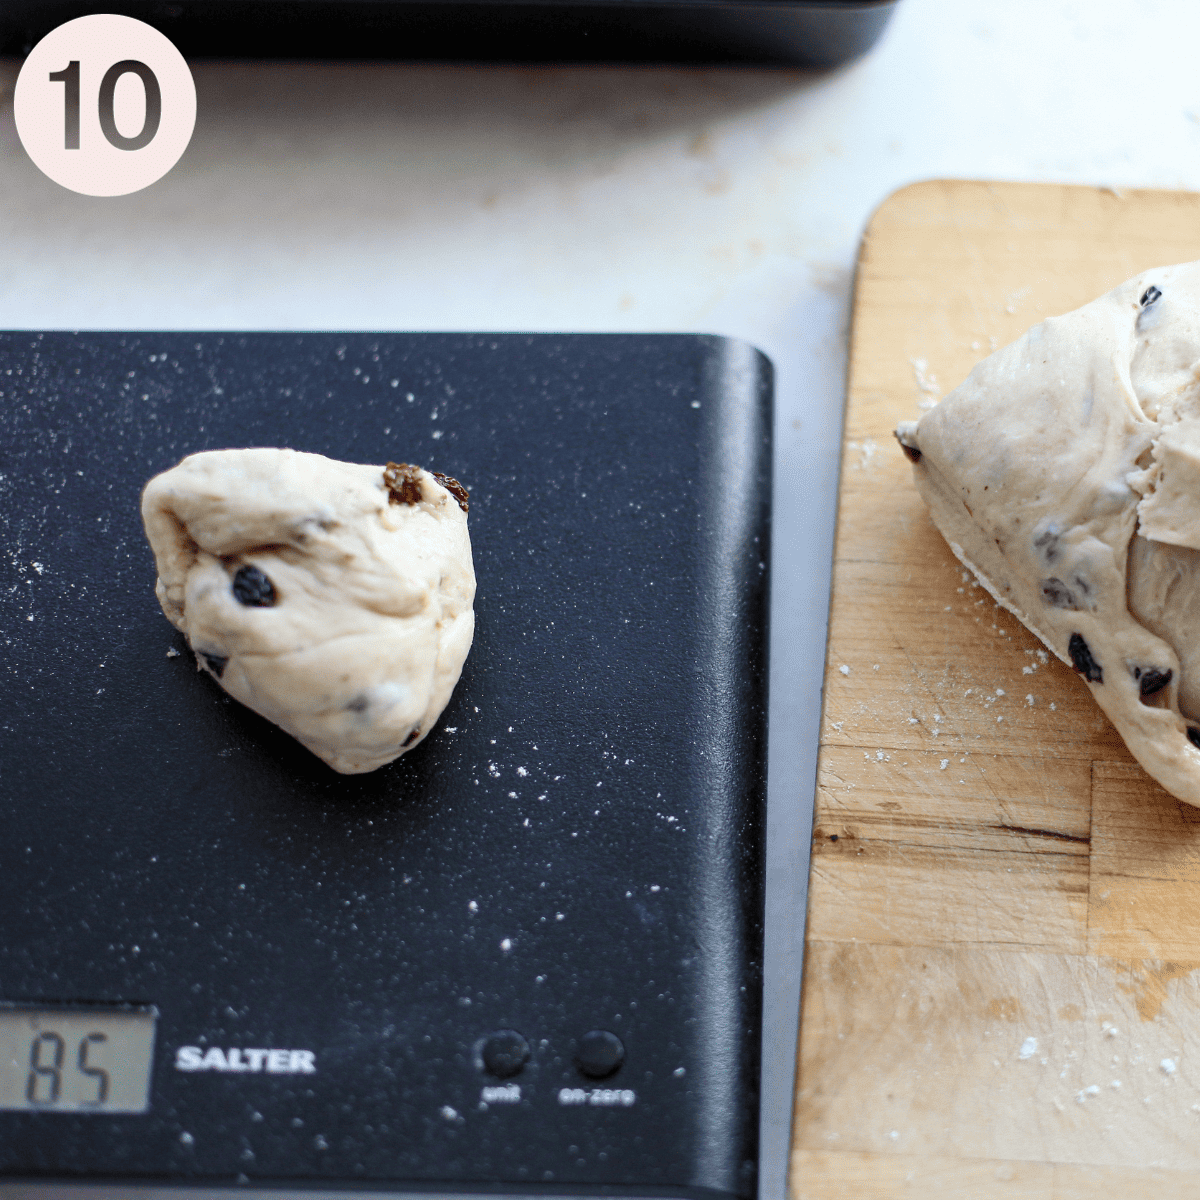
[
  {"left": 481, "top": 1030, "right": 530, "bottom": 1079},
  {"left": 575, "top": 1030, "right": 624, "bottom": 1079}
]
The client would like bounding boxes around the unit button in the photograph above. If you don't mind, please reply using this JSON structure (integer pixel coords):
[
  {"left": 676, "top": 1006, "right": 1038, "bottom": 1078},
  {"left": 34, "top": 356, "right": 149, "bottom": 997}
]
[
  {"left": 575, "top": 1030, "right": 624, "bottom": 1079},
  {"left": 481, "top": 1030, "right": 530, "bottom": 1079}
]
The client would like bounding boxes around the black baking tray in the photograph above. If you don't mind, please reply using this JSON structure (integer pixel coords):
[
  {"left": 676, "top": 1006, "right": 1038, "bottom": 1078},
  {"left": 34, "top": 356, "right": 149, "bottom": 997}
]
[
  {"left": 0, "top": 0, "right": 898, "bottom": 66},
  {"left": 0, "top": 332, "right": 771, "bottom": 1197}
]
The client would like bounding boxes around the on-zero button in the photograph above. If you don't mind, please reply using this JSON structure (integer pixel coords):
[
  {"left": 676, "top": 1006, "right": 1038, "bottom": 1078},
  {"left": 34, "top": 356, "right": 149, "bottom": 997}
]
[
  {"left": 575, "top": 1030, "right": 624, "bottom": 1079},
  {"left": 481, "top": 1030, "right": 530, "bottom": 1079}
]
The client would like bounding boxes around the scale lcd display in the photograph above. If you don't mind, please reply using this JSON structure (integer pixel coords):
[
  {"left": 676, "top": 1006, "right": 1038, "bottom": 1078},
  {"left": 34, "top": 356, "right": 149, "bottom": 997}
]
[{"left": 0, "top": 1005, "right": 156, "bottom": 1113}]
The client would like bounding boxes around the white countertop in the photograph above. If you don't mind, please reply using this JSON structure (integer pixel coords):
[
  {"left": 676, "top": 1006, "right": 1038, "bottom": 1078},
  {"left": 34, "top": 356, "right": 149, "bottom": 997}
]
[{"left": 4, "top": 1, "right": 1200, "bottom": 1194}]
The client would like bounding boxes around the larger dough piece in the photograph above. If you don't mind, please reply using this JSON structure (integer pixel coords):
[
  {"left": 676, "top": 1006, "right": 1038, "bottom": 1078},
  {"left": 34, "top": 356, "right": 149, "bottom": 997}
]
[
  {"left": 142, "top": 448, "right": 475, "bottom": 774},
  {"left": 896, "top": 262, "right": 1200, "bottom": 806}
]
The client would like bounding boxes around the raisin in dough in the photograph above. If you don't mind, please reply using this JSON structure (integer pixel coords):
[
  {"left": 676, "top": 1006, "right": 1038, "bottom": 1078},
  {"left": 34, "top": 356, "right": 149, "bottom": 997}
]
[
  {"left": 142, "top": 449, "right": 475, "bottom": 774},
  {"left": 895, "top": 262, "right": 1200, "bottom": 806}
]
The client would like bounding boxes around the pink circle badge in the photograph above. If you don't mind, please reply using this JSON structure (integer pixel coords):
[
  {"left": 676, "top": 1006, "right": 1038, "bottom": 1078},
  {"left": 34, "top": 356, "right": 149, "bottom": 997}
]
[{"left": 14, "top": 14, "right": 196, "bottom": 197}]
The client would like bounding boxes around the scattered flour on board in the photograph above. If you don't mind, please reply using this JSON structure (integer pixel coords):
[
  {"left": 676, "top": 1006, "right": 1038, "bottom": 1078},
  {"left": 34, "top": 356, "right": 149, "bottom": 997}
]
[
  {"left": 910, "top": 357, "right": 941, "bottom": 408},
  {"left": 846, "top": 440, "right": 879, "bottom": 469}
]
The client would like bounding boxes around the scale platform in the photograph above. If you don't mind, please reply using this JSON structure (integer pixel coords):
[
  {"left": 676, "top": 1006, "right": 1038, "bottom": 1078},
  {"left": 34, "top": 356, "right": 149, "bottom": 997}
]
[{"left": 0, "top": 332, "right": 771, "bottom": 1197}]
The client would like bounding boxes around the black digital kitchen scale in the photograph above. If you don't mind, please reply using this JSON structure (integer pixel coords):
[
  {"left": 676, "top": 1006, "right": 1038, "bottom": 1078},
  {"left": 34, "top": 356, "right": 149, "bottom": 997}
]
[
  {"left": 1, "top": 0, "right": 899, "bottom": 67},
  {"left": 0, "top": 332, "right": 771, "bottom": 1197}
]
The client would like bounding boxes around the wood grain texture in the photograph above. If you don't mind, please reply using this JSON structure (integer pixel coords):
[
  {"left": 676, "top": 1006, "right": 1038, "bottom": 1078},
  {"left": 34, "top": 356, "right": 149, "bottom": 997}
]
[
  {"left": 791, "top": 180, "right": 1200, "bottom": 1196},
  {"left": 793, "top": 1151, "right": 1200, "bottom": 1200}
]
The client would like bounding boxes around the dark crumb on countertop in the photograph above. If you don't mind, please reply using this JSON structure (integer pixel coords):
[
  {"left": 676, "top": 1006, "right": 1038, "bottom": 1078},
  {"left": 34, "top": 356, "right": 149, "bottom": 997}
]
[
  {"left": 432, "top": 471, "right": 469, "bottom": 513},
  {"left": 199, "top": 651, "right": 229, "bottom": 679},
  {"left": 1068, "top": 633, "right": 1103, "bottom": 684},
  {"left": 384, "top": 462, "right": 423, "bottom": 506},
  {"left": 232, "top": 564, "right": 277, "bottom": 607}
]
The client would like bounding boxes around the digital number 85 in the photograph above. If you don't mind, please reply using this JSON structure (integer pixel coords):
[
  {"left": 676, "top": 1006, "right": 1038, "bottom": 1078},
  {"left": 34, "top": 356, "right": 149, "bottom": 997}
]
[{"left": 26, "top": 1031, "right": 109, "bottom": 1105}]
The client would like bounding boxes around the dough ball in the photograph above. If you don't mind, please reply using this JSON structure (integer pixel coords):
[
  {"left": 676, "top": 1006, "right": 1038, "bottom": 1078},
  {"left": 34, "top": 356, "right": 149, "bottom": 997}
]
[
  {"left": 895, "top": 262, "right": 1200, "bottom": 806},
  {"left": 141, "top": 448, "right": 475, "bottom": 774}
]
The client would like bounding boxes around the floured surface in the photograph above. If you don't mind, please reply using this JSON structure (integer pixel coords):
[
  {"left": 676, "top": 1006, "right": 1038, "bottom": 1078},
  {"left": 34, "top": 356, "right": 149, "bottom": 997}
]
[{"left": 792, "top": 181, "right": 1200, "bottom": 1198}]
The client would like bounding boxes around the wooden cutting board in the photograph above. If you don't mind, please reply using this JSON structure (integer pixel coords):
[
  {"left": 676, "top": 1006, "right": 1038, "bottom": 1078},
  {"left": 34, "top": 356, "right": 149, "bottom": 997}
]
[{"left": 790, "top": 180, "right": 1200, "bottom": 1199}]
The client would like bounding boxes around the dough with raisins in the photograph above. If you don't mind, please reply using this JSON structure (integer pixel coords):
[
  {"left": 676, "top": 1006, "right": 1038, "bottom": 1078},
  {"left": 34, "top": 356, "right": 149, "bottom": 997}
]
[
  {"left": 896, "top": 263, "right": 1200, "bottom": 806},
  {"left": 142, "top": 449, "right": 474, "bottom": 774}
]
